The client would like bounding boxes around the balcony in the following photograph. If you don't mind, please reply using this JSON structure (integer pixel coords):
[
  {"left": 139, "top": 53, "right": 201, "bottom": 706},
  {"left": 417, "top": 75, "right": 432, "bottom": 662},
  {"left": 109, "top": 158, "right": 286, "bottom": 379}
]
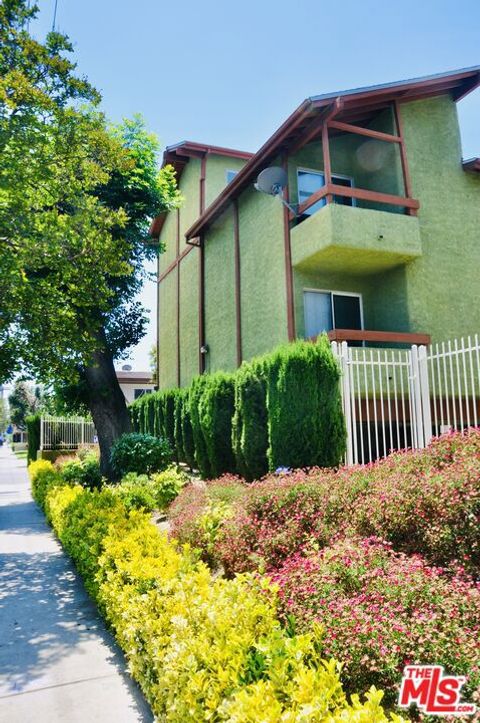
[{"left": 291, "top": 201, "right": 422, "bottom": 274}]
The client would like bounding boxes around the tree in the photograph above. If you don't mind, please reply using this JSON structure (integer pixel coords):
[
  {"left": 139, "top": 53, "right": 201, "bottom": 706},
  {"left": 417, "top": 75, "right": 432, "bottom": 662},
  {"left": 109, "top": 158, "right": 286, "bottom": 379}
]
[
  {"left": 0, "top": 1, "right": 180, "bottom": 476},
  {"left": 149, "top": 344, "right": 158, "bottom": 386},
  {"left": 8, "top": 380, "right": 40, "bottom": 428},
  {"left": 0, "top": 397, "right": 10, "bottom": 432}
]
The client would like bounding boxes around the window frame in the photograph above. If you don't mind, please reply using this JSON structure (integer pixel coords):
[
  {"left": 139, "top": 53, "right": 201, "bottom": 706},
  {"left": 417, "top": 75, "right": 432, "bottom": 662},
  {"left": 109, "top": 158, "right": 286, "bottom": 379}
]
[
  {"left": 303, "top": 288, "right": 364, "bottom": 336},
  {"left": 296, "top": 167, "right": 356, "bottom": 212}
]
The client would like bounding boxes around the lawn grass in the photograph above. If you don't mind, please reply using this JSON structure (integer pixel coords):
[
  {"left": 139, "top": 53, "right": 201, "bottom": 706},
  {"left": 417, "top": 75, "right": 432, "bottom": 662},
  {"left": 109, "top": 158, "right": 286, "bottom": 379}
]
[{"left": 13, "top": 449, "right": 28, "bottom": 460}]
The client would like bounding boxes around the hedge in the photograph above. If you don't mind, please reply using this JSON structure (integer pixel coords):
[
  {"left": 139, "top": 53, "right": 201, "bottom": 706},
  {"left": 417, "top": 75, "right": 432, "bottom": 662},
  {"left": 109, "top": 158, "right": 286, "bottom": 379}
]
[
  {"left": 38, "top": 478, "right": 401, "bottom": 722},
  {"left": 265, "top": 336, "right": 346, "bottom": 470},
  {"left": 231, "top": 362, "right": 268, "bottom": 481},
  {"left": 26, "top": 413, "right": 41, "bottom": 463},
  {"left": 129, "top": 336, "right": 346, "bottom": 480}
]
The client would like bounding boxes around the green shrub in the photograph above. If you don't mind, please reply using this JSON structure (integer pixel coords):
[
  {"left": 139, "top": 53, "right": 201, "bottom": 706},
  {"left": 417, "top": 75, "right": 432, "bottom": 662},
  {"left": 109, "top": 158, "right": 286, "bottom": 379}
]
[
  {"left": 173, "top": 390, "right": 184, "bottom": 462},
  {"left": 162, "top": 390, "right": 177, "bottom": 456},
  {"left": 198, "top": 371, "right": 236, "bottom": 479},
  {"left": 26, "top": 413, "right": 41, "bottom": 464},
  {"left": 28, "top": 459, "right": 64, "bottom": 508},
  {"left": 58, "top": 452, "right": 102, "bottom": 490},
  {"left": 180, "top": 390, "right": 196, "bottom": 470},
  {"left": 128, "top": 399, "right": 141, "bottom": 432},
  {"left": 150, "top": 464, "right": 189, "bottom": 509},
  {"left": 265, "top": 335, "right": 346, "bottom": 470},
  {"left": 110, "top": 433, "right": 172, "bottom": 478},
  {"left": 110, "top": 472, "right": 156, "bottom": 511},
  {"left": 189, "top": 376, "right": 211, "bottom": 479},
  {"left": 231, "top": 362, "right": 268, "bottom": 482}
]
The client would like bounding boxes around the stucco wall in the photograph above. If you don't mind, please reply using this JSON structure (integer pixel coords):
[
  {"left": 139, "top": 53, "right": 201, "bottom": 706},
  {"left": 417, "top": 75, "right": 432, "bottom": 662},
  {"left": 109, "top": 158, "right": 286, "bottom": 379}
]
[
  {"left": 204, "top": 209, "right": 237, "bottom": 373},
  {"left": 179, "top": 248, "right": 199, "bottom": 386},
  {"left": 158, "top": 270, "right": 178, "bottom": 389},
  {"left": 205, "top": 155, "right": 247, "bottom": 208},
  {"left": 399, "top": 95, "right": 480, "bottom": 342}
]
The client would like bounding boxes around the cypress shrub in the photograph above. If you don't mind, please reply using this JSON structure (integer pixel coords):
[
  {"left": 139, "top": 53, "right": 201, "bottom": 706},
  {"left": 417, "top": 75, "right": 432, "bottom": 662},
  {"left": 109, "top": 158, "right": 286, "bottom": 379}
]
[
  {"left": 145, "top": 393, "right": 156, "bottom": 436},
  {"left": 180, "top": 390, "right": 196, "bottom": 470},
  {"left": 162, "top": 390, "right": 177, "bottom": 456},
  {"left": 199, "top": 372, "right": 236, "bottom": 479},
  {"left": 153, "top": 392, "right": 165, "bottom": 439},
  {"left": 129, "top": 401, "right": 140, "bottom": 432},
  {"left": 26, "top": 413, "right": 41, "bottom": 463},
  {"left": 174, "top": 390, "right": 186, "bottom": 462},
  {"left": 231, "top": 362, "right": 268, "bottom": 482},
  {"left": 265, "top": 335, "right": 346, "bottom": 470},
  {"left": 189, "top": 376, "right": 211, "bottom": 479}
]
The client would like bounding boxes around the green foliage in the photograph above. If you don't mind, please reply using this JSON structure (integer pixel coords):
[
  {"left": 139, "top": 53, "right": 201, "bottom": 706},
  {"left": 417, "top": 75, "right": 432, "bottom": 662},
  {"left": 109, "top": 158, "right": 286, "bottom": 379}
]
[
  {"left": 265, "top": 336, "right": 346, "bottom": 470},
  {"left": 180, "top": 390, "right": 196, "bottom": 470},
  {"left": 173, "top": 389, "right": 184, "bottom": 461},
  {"left": 43, "top": 481, "right": 401, "bottom": 722},
  {"left": 232, "top": 362, "right": 268, "bottom": 481},
  {"left": 198, "top": 371, "right": 236, "bottom": 479},
  {"left": 150, "top": 465, "right": 189, "bottom": 509},
  {"left": 189, "top": 376, "right": 212, "bottom": 479},
  {"left": 8, "top": 380, "right": 40, "bottom": 428},
  {"left": 110, "top": 433, "right": 172, "bottom": 478},
  {"left": 162, "top": 390, "right": 177, "bottom": 456},
  {"left": 110, "top": 473, "right": 156, "bottom": 512},
  {"left": 28, "top": 459, "right": 63, "bottom": 508},
  {"left": 58, "top": 453, "right": 102, "bottom": 490},
  {"left": 26, "top": 412, "right": 41, "bottom": 463}
]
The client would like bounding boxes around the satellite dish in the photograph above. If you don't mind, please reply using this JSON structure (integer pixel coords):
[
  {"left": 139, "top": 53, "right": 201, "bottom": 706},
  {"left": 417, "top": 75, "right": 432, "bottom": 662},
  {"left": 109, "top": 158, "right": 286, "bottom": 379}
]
[
  {"left": 122, "top": 364, "right": 132, "bottom": 371},
  {"left": 254, "top": 167, "right": 288, "bottom": 196}
]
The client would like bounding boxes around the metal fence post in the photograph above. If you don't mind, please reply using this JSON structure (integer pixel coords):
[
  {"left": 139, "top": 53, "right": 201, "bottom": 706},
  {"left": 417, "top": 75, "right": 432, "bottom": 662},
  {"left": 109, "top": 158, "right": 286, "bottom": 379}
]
[
  {"left": 418, "top": 345, "right": 432, "bottom": 446},
  {"left": 40, "top": 416, "right": 44, "bottom": 451},
  {"left": 410, "top": 345, "right": 426, "bottom": 448}
]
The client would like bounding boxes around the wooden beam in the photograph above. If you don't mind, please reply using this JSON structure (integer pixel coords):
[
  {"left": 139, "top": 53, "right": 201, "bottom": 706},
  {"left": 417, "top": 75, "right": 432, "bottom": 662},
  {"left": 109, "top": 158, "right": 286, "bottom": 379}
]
[
  {"left": 289, "top": 97, "right": 343, "bottom": 155},
  {"left": 292, "top": 183, "right": 420, "bottom": 219},
  {"left": 282, "top": 155, "right": 296, "bottom": 341},
  {"left": 322, "top": 122, "right": 332, "bottom": 205},
  {"left": 158, "top": 244, "right": 194, "bottom": 283},
  {"left": 393, "top": 100, "right": 415, "bottom": 216},
  {"left": 233, "top": 199, "right": 242, "bottom": 366},
  {"left": 327, "top": 329, "right": 431, "bottom": 345},
  {"left": 327, "top": 119, "right": 401, "bottom": 144},
  {"left": 452, "top": 72, "right": 480, "bottom": 102}
]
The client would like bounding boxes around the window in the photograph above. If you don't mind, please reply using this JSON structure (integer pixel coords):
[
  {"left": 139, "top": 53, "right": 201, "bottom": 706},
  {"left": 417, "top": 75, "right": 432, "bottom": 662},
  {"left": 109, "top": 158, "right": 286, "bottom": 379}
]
[
  {"left": 297, "top": 168, "right": 354, "bottom": 217},
  {"left": 226, "top": 169, "right": 238, "bottom": 184},
  {"left": 304, "top": 290, "right": 362, "bottom": 338},
  {"left": 134, "top": 388, "right": 153, "bottom": 400}
]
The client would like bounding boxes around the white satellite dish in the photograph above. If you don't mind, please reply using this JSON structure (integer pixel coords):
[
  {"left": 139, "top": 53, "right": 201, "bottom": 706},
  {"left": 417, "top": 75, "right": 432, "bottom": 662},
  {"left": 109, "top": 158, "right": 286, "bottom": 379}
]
[
  {"left": 122, "top": 364, "right": 132, "bottom": 371},
  {"left": 254, "top": 166, "right": 288, "bottom": 196},
  {"left": 254, "top": 166, "right": 297, "bottom": 216}
]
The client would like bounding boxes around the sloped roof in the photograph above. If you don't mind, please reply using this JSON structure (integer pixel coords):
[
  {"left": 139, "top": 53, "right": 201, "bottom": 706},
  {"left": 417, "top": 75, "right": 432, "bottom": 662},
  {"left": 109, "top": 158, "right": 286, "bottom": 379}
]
[
  {"left": 184, "top": 66, "right": 480, "bottom": 240},
  {"left": 463, "top": 157, "right": 480, "bottom": 173}
]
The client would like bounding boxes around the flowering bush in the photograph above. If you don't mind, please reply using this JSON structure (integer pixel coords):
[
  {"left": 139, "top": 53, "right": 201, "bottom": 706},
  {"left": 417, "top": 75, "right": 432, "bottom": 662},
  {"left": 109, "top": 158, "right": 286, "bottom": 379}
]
[
  {"left": 43, "top": 482, "right": 401, "bottom": 722},
  {"left": 212, "top": 431, "right": 480, "bottom": 576},
  {"left": 271, "top": 537, "right": 480, "bottom": 706}
]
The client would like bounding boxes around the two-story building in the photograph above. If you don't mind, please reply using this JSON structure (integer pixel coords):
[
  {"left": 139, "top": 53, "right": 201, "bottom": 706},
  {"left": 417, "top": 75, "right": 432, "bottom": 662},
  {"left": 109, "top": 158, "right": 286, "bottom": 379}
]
[{"left": 152, "top": 67, "right": 480, "bottom": 390}]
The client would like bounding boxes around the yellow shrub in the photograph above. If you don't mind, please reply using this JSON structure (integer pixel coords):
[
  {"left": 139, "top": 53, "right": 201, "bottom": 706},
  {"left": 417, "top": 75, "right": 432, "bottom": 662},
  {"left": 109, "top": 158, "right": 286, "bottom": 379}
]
[
  {"left": 43, "top": 483, "right": 404, "bottom": 722},
  {"left": 28, "top": 459, "right": 63, "bottom": 508}
]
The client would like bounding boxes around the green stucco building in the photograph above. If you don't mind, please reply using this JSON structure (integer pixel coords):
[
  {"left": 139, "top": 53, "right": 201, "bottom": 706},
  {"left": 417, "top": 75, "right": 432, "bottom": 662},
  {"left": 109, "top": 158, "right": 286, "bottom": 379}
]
[{"left": 152, "top": 68, "right": 480, "bottom": 390}]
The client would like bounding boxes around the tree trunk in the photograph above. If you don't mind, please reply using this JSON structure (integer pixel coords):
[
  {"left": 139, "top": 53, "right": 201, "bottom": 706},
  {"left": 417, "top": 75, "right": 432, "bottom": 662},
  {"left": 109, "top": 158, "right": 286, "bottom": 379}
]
[{"left": 82, "top": 344, "right": 131, "bottom": 480}]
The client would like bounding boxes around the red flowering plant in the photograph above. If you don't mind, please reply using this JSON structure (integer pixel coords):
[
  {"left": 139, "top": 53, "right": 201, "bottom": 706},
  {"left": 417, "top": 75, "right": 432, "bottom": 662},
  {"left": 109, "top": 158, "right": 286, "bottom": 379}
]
[
  {"left": 270, "top": 537, "right": 480, "bottom": 708},
  {"left": 214, "top": 431, "right": 480, "bottom": 577}
]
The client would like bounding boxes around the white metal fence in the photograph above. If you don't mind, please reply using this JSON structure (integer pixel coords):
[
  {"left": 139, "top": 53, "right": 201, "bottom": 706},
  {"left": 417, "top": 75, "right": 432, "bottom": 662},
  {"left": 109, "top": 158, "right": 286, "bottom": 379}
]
[
  {"left": 332, "top": 334, "right": 480, "bottom": 465},
  {"left": 40, "top": 415, "right": 97, "bottom": 451}
]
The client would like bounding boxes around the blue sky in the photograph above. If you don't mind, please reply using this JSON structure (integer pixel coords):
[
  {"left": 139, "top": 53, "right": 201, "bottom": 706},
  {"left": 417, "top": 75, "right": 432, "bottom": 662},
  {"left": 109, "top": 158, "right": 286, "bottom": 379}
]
[{"left": 32, "top": 0, "right": 480, "bottom": 370}]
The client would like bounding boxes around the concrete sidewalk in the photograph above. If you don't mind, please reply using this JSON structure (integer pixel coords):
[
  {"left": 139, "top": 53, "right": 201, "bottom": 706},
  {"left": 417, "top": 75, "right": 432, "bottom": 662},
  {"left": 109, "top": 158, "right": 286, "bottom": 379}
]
[{"left": 0, "top": 446, "right": 153, "bottom": 723}]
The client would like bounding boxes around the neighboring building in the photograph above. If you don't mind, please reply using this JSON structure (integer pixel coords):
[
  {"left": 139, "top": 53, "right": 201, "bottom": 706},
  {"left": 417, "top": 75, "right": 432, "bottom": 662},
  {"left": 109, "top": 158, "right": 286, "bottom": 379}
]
[
  {"left": 152, "top": 68, "right": 480, "bottom": 391},
  {"left": 116, "top": 371, "right": 155, "bottom": 404}
]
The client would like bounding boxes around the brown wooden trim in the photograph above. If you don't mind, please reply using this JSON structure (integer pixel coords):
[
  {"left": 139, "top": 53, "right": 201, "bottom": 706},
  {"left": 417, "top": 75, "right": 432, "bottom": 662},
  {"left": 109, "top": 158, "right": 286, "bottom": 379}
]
[
  {"left": 158, "top": 244, "right": 194, "bottom": 283},
  {"left": 327, "top": 329, "right": 431, "bottom": 345},
  {"left": 292, "top": 183, "right": 419, "bottom": 219},
  {"left": 327, "top": 119, "right": 401, "bottom": 144},
  {"left": 233, "top": 199, "right": 242, "bottom": 366},
  {"left": 322, "top": 122, "right": 332, "bottom": 205},
  {"left": 198, "top": 238, "right": 206, "bottom": 374},
  {"left": 393, "top": 100, "right": 416, "bottom": 216},
  {"left": 176, "top": 208, "right": 180, "bottom": 257},
  {"left": 289, "top": 97, "right": 343, "bottom": 155},
  {"left": 282, "top": 155, "right": 296, "bottom": 341},
  {"left": 463, "top": 157, "right": 480, "bottom": 173}
]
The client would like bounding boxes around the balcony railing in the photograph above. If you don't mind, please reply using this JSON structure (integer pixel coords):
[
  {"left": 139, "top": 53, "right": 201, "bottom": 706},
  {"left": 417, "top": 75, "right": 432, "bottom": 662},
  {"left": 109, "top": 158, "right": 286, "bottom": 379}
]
[
  {"left": 326, "top": 329, "right": 431, "bottom": 345},
  {"left": 290, "top": 184, "right": 420, "bottom": 221}
]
